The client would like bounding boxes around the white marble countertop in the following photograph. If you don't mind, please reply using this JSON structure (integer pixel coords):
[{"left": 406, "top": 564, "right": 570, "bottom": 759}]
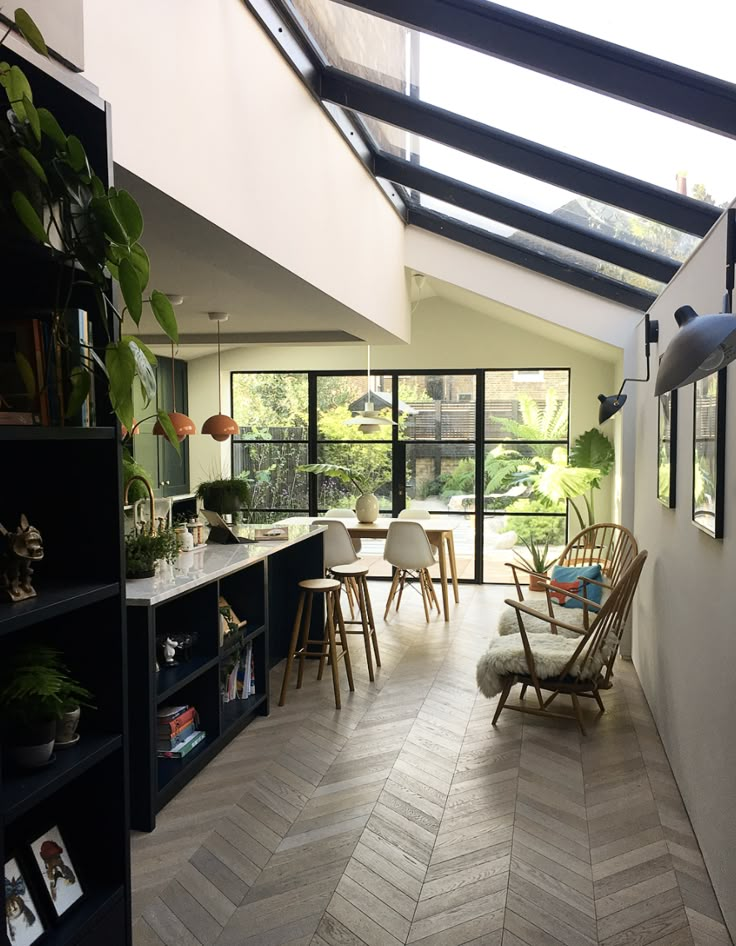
[{"left": 126, "top": 524, "right": 325, "bottom": 607}]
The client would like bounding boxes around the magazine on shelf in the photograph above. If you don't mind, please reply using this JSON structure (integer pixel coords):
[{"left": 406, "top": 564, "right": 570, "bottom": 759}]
[{"left": 157, "top": 729, "right": 206, "bottom": 759}]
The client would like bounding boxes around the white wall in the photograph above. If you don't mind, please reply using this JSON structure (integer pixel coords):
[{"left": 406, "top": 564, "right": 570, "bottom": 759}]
[
  {"left": 632, "top": 211, "right": 735, "bottom": 935},
  {"left": 82, "top": 0, "right": 408, "bottom": 342},
  {"left": 188, "top": 296, "right": 616, "bottom": 518},
  {"left": 3, "top": 1, "right": 84, "bottom": 70}
]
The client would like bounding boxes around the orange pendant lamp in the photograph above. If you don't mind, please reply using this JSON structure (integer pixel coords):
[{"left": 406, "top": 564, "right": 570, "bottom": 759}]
[
  {"left": 153, "top": 341, "right": 196, "bottom": 441},
  {"left": 202, "top": 313, "right": 238, "bottom": 441}
]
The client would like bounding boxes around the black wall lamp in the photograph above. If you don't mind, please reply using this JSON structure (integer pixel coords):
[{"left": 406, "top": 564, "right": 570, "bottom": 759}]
[
  {"left": 653, "top": 304, "right": 736, "bottom": 395},
  {"left": 598, "top": 314, "right": 659, "bottom": 423}
]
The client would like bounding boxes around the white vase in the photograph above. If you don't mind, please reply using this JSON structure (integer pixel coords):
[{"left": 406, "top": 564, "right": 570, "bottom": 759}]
[{"left": 355, "top": 493, "right": 379, "bottom": 523}]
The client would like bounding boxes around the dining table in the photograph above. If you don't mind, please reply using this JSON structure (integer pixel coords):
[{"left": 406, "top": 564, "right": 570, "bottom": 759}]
[{"left": 275, "top": 516, "right": 461, "bottom": 620}]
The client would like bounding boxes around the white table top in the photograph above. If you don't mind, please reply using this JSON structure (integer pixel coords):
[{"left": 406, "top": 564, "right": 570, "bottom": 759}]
[
  {"left": 126, "top": 524, "right": 324, "bottom": 607},
  {"left": 276, "top": 516, "right": 460, "bottom": 533}
]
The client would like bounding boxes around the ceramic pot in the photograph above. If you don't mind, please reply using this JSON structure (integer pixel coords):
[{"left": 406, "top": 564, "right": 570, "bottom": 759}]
[
  {"left": 55, "top": 706, "right": 81, "bottom": 745},
  {"left": 5, "top": 718, "right": 56, "bottom": 768},
  {"left": 127, "top": 566, "right": 155, "bottom": 579},
  {"left": 355, "top": 493, "right": 379, "bottom": 523},
  {"left": 528, "top": 572, "right": 547, "bottom": 592}
]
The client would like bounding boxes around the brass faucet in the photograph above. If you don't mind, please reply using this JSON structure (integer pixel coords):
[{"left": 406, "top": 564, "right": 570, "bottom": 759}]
[{"left": 124, "top": 475, "right": 156, "bottom": 533}]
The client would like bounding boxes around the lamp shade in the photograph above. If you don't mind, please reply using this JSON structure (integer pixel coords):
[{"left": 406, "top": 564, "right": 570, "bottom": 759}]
[
  {"left": 153, "top": 411, "right": 197, "bottom": 441},
  {"left": 202, "top": 413, "right": 239, "bottom": 441},
  {"left": 654, "top": 305, "right": 736, "bottom": 396},
  {"left": 598, "top": 392, "right": 627, "bottom": 424}
]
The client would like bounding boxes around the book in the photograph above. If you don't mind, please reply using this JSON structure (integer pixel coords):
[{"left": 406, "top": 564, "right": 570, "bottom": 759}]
[
  {"left": 157, "top": 704, "right": 189, "bottom": 721},
  {"left": 157, "top": 720, "right": 195, "bottom": 749},
  {"left": 157, "top": 730, "right": 205, "bottom": 759},
  {"left": 157, "top": 706, "right": 196, "bottom": 734}
]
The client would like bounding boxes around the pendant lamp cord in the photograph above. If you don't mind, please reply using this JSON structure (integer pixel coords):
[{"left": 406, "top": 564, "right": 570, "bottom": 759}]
[
  {"left": 217, "top": 321, "right": 223, "bottom": 413},
  {"left": 171, "top": 341, "right": 176, "bottom": 412}
]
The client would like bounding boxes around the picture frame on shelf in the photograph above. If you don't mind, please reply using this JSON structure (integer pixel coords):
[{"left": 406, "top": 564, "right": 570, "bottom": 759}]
[
  {"left": 30, "top": 825, "right": 83, "bottom": 917},
  {"left": 4, "top": 855, "right": 45, "bottom": 945},
  {"left": 692, "top": 369, "right": 726, "bottom": 538},
  {"left": 657, "top": 386, "right": 677, "bottom": 508}
]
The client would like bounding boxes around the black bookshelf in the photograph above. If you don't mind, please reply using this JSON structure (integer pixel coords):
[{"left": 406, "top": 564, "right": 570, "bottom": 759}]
[{"left": 0, "top": 45, "right": 130, "bottom": 946}]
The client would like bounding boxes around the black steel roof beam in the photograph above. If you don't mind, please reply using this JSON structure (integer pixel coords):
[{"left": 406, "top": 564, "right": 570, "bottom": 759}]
[
  {"left": 409, "top": 205, "right": 656, "bottom": 311},
  {"left": 375, "top": 152, "right": 679, "bottom": 283},
  {"left": 332, "top": 0, "right": 736, "bottom": 139},
  {"left": 321, "top": 68, "right": 720, "bottom": 236}
]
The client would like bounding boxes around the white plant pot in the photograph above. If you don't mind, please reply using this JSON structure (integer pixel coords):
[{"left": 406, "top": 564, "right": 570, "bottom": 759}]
[{"left": 355, "top": 493, "right": 379, "bottom": 523}]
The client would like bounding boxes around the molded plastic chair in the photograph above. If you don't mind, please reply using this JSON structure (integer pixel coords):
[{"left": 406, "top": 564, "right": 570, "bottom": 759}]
[
  {"left": 325, "top": 508, "right": 361, "bottom": 553},
  {"left": 398, "top": 508, "right": 431, "bottom": 520},
  {"left": 383, "top": 520, "right": 440, "bottom": 622}
]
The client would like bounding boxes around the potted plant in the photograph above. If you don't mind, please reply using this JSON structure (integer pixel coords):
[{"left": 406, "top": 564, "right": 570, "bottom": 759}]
[
  {"left": 513, "top": 533, "right": 558, "bottom": 591},
  {"left": 0, "top": 644, "right": 93, "bottom": 768},
  {"left": 298, "top": 463, "right": 382, "bottom": 523},
  {"left": 0, "top": 11, "right": 181, "bottom": 447},
  {"left": 196, "top": 475, "right": 252, "bottom": 519},
  {"left": 125, "top": 523, "right": 180, "bottom": 579}
]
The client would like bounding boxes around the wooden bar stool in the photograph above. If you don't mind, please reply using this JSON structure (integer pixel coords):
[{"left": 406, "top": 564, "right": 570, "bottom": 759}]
[
  {"left": 329, "top": 562, "right": 381, "bottom": 681},
  {"left": 279, "top": 578, "right": 354, "bottom": 709}
]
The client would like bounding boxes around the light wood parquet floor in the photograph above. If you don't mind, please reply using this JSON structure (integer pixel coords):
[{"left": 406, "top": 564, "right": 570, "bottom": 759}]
[{"left": 132, "top": 583, "right": 732, "bottom": 946}]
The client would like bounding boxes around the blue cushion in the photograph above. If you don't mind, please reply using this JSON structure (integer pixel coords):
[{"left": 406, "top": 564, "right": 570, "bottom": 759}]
[{"left": 549, "top": 564, "right": 603, "bottom": 610}]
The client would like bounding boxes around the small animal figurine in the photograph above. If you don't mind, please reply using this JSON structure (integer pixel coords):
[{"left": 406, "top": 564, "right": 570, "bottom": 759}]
[
  {"left": 0, "top": 514, "right": 44, "bottom": 602},
  {"left": 38, "top": 840, "right": 76, "bottom": 901},
  {"left": 5, "top": 874, "right": 37, "bottom": 941}
]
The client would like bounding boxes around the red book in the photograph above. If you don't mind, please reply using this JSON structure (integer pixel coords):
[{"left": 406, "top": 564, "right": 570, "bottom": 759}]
[{"left": 157, "top": 706, "right": 196, "bottom": 734}]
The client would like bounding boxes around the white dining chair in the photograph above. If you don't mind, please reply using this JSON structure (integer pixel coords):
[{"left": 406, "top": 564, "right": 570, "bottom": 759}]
[
  {"left": 383, "top": 520, "right": 440, "bottom": 622},
  {"left": 325, "top": 508, "right": 361, "bottom": 553},
  {"left": 397, "top": 508, "right": 431, "bottom": 520}
]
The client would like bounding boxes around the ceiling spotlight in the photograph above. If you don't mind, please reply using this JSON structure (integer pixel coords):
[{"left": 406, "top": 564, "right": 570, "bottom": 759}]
[
  {"left": 598, "top": 315, "right": 659, "bottom": 424},
  {"left": 654, "top": 304, "right": 736, "bottom": 396}
]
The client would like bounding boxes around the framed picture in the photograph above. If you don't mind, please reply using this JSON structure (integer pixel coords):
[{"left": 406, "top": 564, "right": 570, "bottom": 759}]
[
  {"left": 4, "top": 856, "right": 45, "bottom": 945},
  {"left": 657, "top": 388, "right": 677, "bottom": 508},
  {"left": 30, "top": 826, "right": 83, "bottom": 916},
  {"left": 692, "top": 369, "right": 726, "bottom": 538}
]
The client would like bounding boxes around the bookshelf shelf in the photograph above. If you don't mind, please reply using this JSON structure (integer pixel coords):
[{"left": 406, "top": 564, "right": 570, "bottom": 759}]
[
  {"left": 220, "top": 622, "right": 266, "bottom": 657},
  {"left": 43, "top": 884, "right": 125, "bottom": 946},
  {"left": 157, "top": 732, "right": 215, "bottom": 798},
  {"left": 222, "top": 693, "right": 267, "bottom": 732},
  {"left": 0, "top": 582, "right": 120, "bottom": 637},
  {"left": 156, "top": 656, "right": 219, "bottom": 704}
]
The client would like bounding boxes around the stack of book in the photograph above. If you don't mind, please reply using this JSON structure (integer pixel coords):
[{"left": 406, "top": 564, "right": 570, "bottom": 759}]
[{"left": 156, "top": 705, "right": 205, "bottom": 759}]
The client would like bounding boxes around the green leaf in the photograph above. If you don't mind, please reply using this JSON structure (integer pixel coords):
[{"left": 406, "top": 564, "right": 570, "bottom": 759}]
[
  {"left": 14, "top": 9, "right": 49, "bottom": 57},
  {"left": 124, "top": 338, "right": 156, "bottom": 404},
  {"left": 150, "top": 290, "right": 178, "bottom": 344},
  {"left": 18, "top": 146, "right": 47, "bottom": 182},
  {"left": 22, "top": 95, "right": 40, "bottom": 141},
  {"left": 156, "top": 409, "right": 181, "bottom": 454},
  {"left": 537, "top": 464, "right": 599, "bottom": 504},
  {"left": 105, "top": 340, "right": 136, "bottom": 432},
  {"left": 114, "top": 190, "right": 143, "bottom": 243},
  {"left": 569, "top": 428, "right": 615, "bottom": 480},
  {"left": 15, "top": 351, "right": 36, "bottom": 395},
  {"left": 122, "top": 335, "right": 156, "bottom": 365},
  {"left": 7, "top": 65, "right": 32, "bottom": 116},
  {"left": 65, "top": 366, "right": 91, "bottom": 419},
  {"left": 129, "top": 243, "right": 150, "bottom": 290},
  {"left": 38, "top": 107, "right": 66, "bottom": 147},
  {"left": 90, "top": 194, "right": 128, "bottom": 244},
  {"left": 11, "top": 190, "right": 46, "bottom": 242},
  {"left": 119, "top": 257, "right": 143, "bottom": 324},
  {"left": 89, "top": 175, "right": 105, "bottom": 199},
  {"left": 65, "top": 134, "right": 89, "bottom": 177}
]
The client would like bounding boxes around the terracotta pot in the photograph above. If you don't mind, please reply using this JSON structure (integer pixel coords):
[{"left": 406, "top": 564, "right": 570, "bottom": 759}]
[
  {"left": 528, "top": 572, "right": 547, "bottom": 592},
  {"left": 355, "top": 493, "right": 379, "bottom": 523},
  {"left": 56, "top": 706, "right": 81, "bottom": 745}
]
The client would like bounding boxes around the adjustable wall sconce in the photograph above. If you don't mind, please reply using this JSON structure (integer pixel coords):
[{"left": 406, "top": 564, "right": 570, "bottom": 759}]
[{"left": 598, "top": 314, "right": 659, "bottom": 423}]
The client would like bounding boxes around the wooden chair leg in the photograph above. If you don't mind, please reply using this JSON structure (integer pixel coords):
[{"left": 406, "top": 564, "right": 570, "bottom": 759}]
[
  {"left": 333, "top": 591, "right": 354, "bottom": 693},
  {"left": 343, "top": 576, "right": 356, "bottom": 620},
  {"left": 426, "top": 573, "right": 440, "bottom": 612},
  {"left": 419, "top": 569, "right": 431, "bottom": 622},
  {"left": 361, "top": 576, "right": 381, "bottom": 667},
  {"left": 297, "top": 591, "right": 313, "bottom": 689},
  {"left": 355, "top": 577, "right": 374, "bottom": 681},
  {"left": 492, "top": 678, "right": 513, "bottom": 725},
  {"left": 279, "top": 589, "right": 305, "bottom": 706},
  {"left": 384, "top": 570, "right": 400, "bottom": 620},
  {"left": 396, "top": 572, "right": 407, "bottom": 611},
  {"left": 593, "top": 688, "right": 605, "bottom": 713},
  {"left": 325, "top": 591, "right": 341, "bottom": 709},
  {"left": 571, "top": 692, "right": 586, "bottom": 736},
  {"left": 519, "top": 684, "right": 528, "bottom": 699}
]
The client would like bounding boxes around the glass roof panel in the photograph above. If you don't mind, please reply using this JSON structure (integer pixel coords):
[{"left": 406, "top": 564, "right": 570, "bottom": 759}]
[
  {"left": 494, "top": 1, "right": 736, "bottom": 85},
  {"left": 358, "top": 112, "right": 699, "bottom": 263},
  {"left": 287, "top": 0, "right": 736, "bottom": 207},
  {"left": 410, "top": 193, "right": 665, "bottom": 295}
]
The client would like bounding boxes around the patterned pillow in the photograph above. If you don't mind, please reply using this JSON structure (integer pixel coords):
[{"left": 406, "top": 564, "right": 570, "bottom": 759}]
[
  {"left": 549, "top": 564, "right": 603, "bottom": 610},
  {"left": 548, "top": 580, "right": 581, "bottom": 605}
]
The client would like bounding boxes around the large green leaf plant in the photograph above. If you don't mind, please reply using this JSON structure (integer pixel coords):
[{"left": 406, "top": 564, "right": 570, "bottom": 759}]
[{"left": 0, "top": 9, "right": 179, "bottom": 446}]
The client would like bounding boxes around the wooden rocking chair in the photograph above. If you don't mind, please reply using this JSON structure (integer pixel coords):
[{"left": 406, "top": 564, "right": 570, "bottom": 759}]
[{"left": 492, "top": 550, "right": 647, "bottom": 734}]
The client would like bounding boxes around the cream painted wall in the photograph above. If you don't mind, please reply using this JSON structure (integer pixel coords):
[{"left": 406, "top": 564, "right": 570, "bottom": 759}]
[
  {"left": 632, "top": 211, "right": 735, "bottom": 936},
  {"left": 3, "top": 1, "right": 84, "bottom": 70},
  {"left": 82, "top": 0, "right": 408, "bottom": 342},
  {"left": 188, "top": 296, "right": 616, "bottom": 523}
]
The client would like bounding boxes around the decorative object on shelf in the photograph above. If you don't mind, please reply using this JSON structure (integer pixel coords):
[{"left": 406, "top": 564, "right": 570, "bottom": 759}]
[
  {"left": 0, "top": 644, "right": 91, "bottom": 769},
  {"left": 512, "top": 533, "right": 558, "bottom": 592},
  {"left": 4, "top": 856, "right": 44, "bottom": 945},
  {"left": 0, "top": 10, "right": 181, "bottom": 444},
  {"left": 298, "top": 462, "right": 382, "bottom": 523},
  {"left": 157, "top": 636, "right": 179, "bottom": 666},
  {"left": 31, "top": 826, "right": 82, "bottom": 916},
  {"left": 124, "top": 474, "right": 180, "bottom": 578},
  {"left": 196, "top": 475, "right": 251, "bottom": 518},
  {"left": 153, "top": 341, "right": 196, "bottom": 442},
  {"left": 219, "top": 596, "right": 247, "bottom": 646},
  {"left": 254, "top": 526, "right": 288, "bottom": 541},
  {"left": 167, "top": 630, "right": 198, "bottom": 663},
  {"left": 655, "top": 303, "right": 736, "bottom": 395},
  {"left": 598, "top": 314, "right": 659, "bottom": 422},
  {"left": 657, "top": 385, "right": 677, "bottom": 509},
  {"left": 202, "top": 313, "right": 239, "bottom": 441},
  {"left": 344, "top": 346, "right": 398, "bottom": 434},
  {"left": 692, "top": 370, "right": 726, "bottom": 538},
  {"left": 54, "top": 673, "right": 94, "bottom": 750},
  {"left": 0, "top": 514, "right": 43, "bottom": 602}
]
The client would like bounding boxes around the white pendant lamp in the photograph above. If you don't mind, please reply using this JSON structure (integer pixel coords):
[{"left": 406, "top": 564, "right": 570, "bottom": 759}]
[
  {"left": 202, "top": 313, "right": 239, "bottom": 441},
  {"left": 654, "top": 305, "right": 736, "bottom": 396},
  {"left": 344, "top": 345, "right": 397, "bottom": 434}
]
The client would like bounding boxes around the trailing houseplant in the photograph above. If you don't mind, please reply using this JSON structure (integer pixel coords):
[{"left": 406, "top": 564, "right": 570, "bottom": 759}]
[
  {"left": 125, "top": 523, "right": 180, "bottom": 579},
  {"left": 298, "top": 462, "right": 385, "bottom": 523},
  {"left": 196, "top": 475, "right": 252, "bottom": 519},
  {"left": 0, "top": 9, "right": 180, "bottom": 446},
  {"left": 0, "top": 643, "right": 93, "bottom": 767}
]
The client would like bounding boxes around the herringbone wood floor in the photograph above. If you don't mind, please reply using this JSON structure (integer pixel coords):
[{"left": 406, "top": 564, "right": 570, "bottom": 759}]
[{"left": 132, "top": 584, "right": 732, "bottom": 946}]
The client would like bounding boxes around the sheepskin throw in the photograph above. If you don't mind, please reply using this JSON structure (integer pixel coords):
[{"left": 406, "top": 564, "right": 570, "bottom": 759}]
[
  {"left": 497, "top": 590, "right": 610, "bottom": 639},
  {"left": 476, "top": 635, "right": 607, "bottom": 700}
]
